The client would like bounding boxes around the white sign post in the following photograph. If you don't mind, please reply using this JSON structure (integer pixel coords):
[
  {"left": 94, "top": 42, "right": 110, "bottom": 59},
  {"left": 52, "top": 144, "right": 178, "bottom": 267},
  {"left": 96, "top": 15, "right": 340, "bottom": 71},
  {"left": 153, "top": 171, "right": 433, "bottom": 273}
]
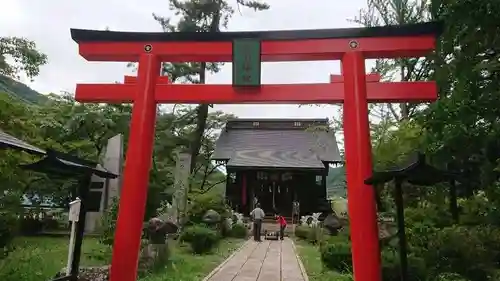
[{"left": 66, "top": 197, "right": 82, "bottom": 276}]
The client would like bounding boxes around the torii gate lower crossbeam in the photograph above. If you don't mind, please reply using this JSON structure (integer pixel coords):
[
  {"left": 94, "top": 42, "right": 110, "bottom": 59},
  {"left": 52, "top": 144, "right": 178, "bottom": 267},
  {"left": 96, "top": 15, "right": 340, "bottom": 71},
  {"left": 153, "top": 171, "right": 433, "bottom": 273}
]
[{"left": 70, "top": 22, "right": 442, "bottom": 281}]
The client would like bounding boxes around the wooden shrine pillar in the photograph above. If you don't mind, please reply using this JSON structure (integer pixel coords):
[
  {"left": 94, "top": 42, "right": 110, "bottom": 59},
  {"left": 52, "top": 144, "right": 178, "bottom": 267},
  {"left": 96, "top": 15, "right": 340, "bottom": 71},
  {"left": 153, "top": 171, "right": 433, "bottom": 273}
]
[
  {"left": 342, "top": 51, "right": 381, "bottom": 281},
  {"left": 109, "top": 54, "right": 160, "bottom": 281}
]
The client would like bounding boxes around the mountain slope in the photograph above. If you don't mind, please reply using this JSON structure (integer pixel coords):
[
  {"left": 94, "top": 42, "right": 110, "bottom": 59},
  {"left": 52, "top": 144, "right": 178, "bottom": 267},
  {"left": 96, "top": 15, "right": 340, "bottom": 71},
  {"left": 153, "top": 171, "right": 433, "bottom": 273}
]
[
  {"left": 326, "top": 166, "right": 346, "bottom": 198},
  {"left": 0, "top": 75, "right": 47, "bottom": 104}
]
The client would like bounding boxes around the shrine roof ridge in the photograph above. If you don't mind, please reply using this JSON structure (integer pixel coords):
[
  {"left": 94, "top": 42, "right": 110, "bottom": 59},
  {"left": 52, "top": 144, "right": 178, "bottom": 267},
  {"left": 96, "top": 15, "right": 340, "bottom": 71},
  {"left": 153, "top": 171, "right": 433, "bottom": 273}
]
[
  {"left": 70, "top": 21, "right": 443, "bottom": 43},
  {"left": 227, "top": 118, "right": 329, "bottom": 123},
  {"left": 225, "top": 118, "right": 329, "bottom": 130}
]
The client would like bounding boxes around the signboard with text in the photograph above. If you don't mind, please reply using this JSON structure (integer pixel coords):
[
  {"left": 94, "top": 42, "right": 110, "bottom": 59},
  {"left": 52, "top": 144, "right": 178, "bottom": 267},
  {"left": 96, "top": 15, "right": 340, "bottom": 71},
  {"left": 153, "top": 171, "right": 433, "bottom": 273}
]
[
  {"left": 68, "top": 198, "right": 82, "bottom": 222},
  {"left": 232, "top": 39, "right": 261, "bottom": 87}
]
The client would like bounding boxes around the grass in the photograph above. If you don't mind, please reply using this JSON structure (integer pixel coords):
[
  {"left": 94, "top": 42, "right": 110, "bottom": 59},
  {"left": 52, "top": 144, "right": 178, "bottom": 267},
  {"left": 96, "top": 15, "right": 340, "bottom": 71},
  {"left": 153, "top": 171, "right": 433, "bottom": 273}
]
[
  {"left": 0, "top": 236, "right": 111, "bottom": 281},
  {"left": 141, "top": 238, "right": 246, "bottom": 281},
  {"left": 0, "top": 236, "right": 245, "bottom": 281},
  {"left": 294, "top": 239, "right": 353, "bottom": 281}
]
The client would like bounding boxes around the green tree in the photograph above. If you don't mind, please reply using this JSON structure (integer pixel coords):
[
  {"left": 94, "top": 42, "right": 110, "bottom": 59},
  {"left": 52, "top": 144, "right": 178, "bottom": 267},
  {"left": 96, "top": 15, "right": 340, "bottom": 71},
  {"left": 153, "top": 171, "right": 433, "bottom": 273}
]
[
  {"left": 145, "top": 105, "right": 234, "bottom": 217},
  {"left": 34, "top": 93, "right": 132, "bottom": 160},
  {"left": 0, "top": 93, "right": 41, "bottom": 258},
  {"left": 0, "top": 34, "right": 47, "bottom": 258},
  {"left": 0, "top": 37, "right": 48, "bottom": 80},
  {"left": 152, "top": 0, "right": 269, "bottom": 178},
  {"left": 354, "top": 0, "right": 433, "bottom": 121},
  {"left": 419, "top": 0, "right": 500, "bottom": 196}
]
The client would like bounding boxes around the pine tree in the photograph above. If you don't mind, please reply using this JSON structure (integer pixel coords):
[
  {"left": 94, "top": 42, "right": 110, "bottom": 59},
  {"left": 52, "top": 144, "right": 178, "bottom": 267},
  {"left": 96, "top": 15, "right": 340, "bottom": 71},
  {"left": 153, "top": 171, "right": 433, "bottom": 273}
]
[{"left": 153, "top": 0, "right": 269, "bottom": 179}]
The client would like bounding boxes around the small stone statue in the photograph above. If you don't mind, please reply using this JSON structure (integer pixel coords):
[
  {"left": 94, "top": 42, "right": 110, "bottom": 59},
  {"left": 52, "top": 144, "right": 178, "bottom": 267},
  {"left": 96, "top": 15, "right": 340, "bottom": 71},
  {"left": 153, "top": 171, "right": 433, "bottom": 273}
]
[
  {"left": 140, "top": 217, "right": 178, "bottom": 272},
  {"left": 147, "top": 217, "right": 178, "bottom": 244}
]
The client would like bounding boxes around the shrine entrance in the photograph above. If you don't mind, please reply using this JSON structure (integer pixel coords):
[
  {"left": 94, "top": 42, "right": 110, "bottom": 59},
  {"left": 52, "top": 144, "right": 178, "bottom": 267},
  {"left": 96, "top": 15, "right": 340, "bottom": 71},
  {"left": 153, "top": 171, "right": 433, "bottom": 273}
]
[
  {"left": 71, "top": 22, "right": 442, "bottom": 281},
  {"left": 250, "top": 171, "right": 299, "bottom": 216}
]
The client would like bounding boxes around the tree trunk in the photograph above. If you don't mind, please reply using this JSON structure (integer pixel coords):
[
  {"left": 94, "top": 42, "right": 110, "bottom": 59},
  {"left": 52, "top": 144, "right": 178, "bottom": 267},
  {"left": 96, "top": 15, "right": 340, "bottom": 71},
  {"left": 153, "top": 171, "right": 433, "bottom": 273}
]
[
  {"left": 189, "top": 102, "right": 209, "bottom": 173},
  {"left": 449, "top": 179, "right": 459, "bottom": 223},
  {"left": 399, "top": 62, "right": 409, "bottom": 120},
  {"left": 188, "top": 2, "right": 221, "bottom": 177}
]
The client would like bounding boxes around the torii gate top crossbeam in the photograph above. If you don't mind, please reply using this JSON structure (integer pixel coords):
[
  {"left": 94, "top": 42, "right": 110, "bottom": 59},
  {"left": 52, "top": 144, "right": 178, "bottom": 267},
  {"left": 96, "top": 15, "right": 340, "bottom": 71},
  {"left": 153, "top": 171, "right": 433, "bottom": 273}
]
[{"left": 70, "top": 22, "right": 443, "bottom": 62}]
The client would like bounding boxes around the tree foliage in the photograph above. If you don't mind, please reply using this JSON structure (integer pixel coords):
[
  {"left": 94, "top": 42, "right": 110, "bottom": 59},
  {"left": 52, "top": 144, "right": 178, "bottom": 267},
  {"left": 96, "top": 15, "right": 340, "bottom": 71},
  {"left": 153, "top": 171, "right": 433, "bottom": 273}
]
[
  {"left": 0, "top": 37, "right": 48, "bottom": 80},
  {"left": 354, "top": 0, "right": 434, "bottom": 121},
  {"left": 352, "top": 0, "right": 500, "bottom": 202},
  {"left": 150, "top": 0, "right": 269, "bottom": 176},
  {"left": 0, "top": 89, "right": 233, "bottom": 216}
]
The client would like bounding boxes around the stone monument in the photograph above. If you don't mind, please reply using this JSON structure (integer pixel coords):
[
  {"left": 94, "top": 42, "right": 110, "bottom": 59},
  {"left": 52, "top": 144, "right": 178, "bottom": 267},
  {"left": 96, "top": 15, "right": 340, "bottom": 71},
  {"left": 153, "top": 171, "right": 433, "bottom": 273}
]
[
  {"left": 171, "top": 152, "right": 191, "bottom": 225},
  {"left": 84, "top": 134, "right": 124, "bottom": 233}
]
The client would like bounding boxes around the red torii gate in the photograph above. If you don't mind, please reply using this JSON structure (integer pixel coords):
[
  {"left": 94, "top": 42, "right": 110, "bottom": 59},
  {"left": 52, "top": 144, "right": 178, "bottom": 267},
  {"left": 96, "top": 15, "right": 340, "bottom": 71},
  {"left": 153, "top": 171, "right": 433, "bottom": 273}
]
[{"left": 71, "top": 22, "right": 441, "bottom": 281}]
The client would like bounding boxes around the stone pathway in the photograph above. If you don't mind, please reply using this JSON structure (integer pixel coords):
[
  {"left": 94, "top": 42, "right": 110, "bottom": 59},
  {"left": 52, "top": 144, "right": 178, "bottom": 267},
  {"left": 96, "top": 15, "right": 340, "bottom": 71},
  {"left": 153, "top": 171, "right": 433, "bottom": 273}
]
[{"left": 204, "top": 238, "right": 308, "bottom": 281}]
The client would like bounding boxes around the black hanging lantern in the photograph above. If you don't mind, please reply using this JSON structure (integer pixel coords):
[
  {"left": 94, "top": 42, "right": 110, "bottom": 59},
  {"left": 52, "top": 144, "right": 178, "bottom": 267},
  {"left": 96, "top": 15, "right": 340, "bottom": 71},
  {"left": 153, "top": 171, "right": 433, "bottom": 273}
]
[{"left": 364, "top": 152, "right": 461, "bottom": 281}]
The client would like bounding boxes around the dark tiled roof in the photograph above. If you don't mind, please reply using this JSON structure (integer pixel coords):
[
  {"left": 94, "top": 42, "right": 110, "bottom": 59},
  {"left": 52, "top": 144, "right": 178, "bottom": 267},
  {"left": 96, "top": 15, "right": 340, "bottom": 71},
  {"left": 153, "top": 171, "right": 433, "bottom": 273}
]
[
  {"left": 0, "top": 129, "right": 117, "bottom": 178},
  {"left": 21, "top": 149, "right": 118, "bottom": 179},
  {"left": 0, "top": 129, "right": 45, "bottom": 155},
  {"left": 213, "top": 119, "right": 341, "bottom": 169},
  {"left": 227, "top": 149, "right": 325, "bottom": 169}
]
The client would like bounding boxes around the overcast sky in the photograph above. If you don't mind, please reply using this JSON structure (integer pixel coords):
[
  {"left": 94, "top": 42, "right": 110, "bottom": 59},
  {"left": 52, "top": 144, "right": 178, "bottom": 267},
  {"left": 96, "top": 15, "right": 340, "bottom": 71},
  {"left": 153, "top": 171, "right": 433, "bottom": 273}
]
[{"left": 1, "top": 0, "right": 375, "bottom": 120}]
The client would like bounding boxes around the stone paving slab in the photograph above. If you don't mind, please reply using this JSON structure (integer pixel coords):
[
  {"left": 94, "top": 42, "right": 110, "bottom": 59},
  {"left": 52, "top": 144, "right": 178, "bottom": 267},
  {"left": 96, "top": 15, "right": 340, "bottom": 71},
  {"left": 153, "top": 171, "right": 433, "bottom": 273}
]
[{"left": 204, "top": 238, "right": 307, "bottom": 281}]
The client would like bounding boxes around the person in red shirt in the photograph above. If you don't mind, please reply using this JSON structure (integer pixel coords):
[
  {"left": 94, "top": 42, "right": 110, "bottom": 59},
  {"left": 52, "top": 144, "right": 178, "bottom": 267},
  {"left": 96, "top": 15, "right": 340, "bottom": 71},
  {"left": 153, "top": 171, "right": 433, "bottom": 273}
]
[{"left": 275, "top": 212, "right": 287, "bottom": 240}]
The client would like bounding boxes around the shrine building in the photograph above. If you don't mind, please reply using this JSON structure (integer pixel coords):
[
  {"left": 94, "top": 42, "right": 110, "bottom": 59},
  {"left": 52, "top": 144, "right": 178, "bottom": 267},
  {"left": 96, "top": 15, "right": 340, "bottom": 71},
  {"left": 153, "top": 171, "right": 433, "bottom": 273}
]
[{"left": 213, "top": 118, "right": 342, "bottom": 217}]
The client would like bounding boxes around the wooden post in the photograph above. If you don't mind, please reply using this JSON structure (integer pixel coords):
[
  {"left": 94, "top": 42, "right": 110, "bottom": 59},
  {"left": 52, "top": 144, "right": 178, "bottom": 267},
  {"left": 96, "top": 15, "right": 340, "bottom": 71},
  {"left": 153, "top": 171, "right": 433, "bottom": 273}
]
[{"left": 394, "top": 179, "right": 408, "bottom": 281}]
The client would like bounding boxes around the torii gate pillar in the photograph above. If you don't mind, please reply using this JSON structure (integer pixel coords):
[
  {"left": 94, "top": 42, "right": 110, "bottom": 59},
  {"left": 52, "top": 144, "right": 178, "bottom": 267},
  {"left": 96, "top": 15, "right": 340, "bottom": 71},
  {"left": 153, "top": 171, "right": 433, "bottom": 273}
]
[
  {"left": 342, "top": 52, "right": 379, "bottom": 275},
  {"left": 108, "top": 54, "right": 160, "bottom": 275}
]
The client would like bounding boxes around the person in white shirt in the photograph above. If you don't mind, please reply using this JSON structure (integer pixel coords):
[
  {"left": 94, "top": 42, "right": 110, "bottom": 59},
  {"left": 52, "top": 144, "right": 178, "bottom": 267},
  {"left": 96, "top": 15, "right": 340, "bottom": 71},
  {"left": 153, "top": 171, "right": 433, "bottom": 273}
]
[{"left": 250, "top": 203, "right": 265, "bottom": 241}]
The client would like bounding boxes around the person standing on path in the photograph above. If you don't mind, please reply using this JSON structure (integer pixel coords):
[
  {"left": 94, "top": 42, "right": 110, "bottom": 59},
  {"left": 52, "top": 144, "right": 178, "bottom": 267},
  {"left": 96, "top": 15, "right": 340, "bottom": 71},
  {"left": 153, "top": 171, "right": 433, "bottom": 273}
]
[
  {"left": 250, "top": 203, "right": 265, "bottom": 242},
  {"left": 275, "top": 212, "right": 287, "bottom": 240}
]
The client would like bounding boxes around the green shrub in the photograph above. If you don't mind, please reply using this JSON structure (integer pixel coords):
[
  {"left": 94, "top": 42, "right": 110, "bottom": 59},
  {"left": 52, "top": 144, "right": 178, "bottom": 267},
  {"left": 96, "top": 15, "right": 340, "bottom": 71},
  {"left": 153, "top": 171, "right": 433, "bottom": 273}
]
[
  {"left": 338, "top": 225, "right": 350, "bottom": 239},
  {"left": 323, "top": 235, "right": 349, "bottom": 245},
  {"left": 423, "top": 225, "right": 496, "bottom": 281},
  {"left": 336, "top": 274, "right": 354, "bottom": 281},
  {"left": 18, "top": 217, "right": 43, "bottom": 235},
  {"left": 179, "top": 225, "right": 198, "bottom": 243},
  {"left": 295, "top": 225, "right": 310, "bottom": 240},
  {"left": 434, "top": 273, "right": 471, "bottom": 281},
  {"left": 405, "top": 206, "right": 453, "bottom": 228},
  {"left": 460, "top": 193, "right": 500, "bottom": 226},
  {"left": 187, "top": 193, "right": 230, "bottom": 225},
  {"left": 406, "top": 220, "right": 437, "bottom": 255},
  {"left": 99, "top": 198, "right": 119, "bottom": 245},
  {"left": 470, "top": 225, "right": 500, "bottom": 264},
  {"left": 381, "top": 249, "right": 427, "bottom": 281},
  {"left": 320, "top": 238, "right": 352, "bottom": 273},
  {"left": 42, "top": 217, "right": 60, "bottom": 231},
  {"left": 306, "top": 226, "right": 324, "bottom": 245},
  {"left": 230, "top": 223, "right": 248, "bottom": 238},
  {"left": 181, "top": 225, "right": 219, "bottom": 254},
  {"left": 0, "top": 211, "right": 17, "bottom": 259}
]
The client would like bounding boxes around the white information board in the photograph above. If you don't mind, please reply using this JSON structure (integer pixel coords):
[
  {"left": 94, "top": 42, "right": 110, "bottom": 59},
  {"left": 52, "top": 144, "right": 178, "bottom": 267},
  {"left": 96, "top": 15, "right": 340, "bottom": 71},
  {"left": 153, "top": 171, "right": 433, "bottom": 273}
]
[
  {"left": 68, "top": 198, "right": 82, "bottom": 222},
  {"left": 66, "top": 197, "right": 82, "bottom": 276}
]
